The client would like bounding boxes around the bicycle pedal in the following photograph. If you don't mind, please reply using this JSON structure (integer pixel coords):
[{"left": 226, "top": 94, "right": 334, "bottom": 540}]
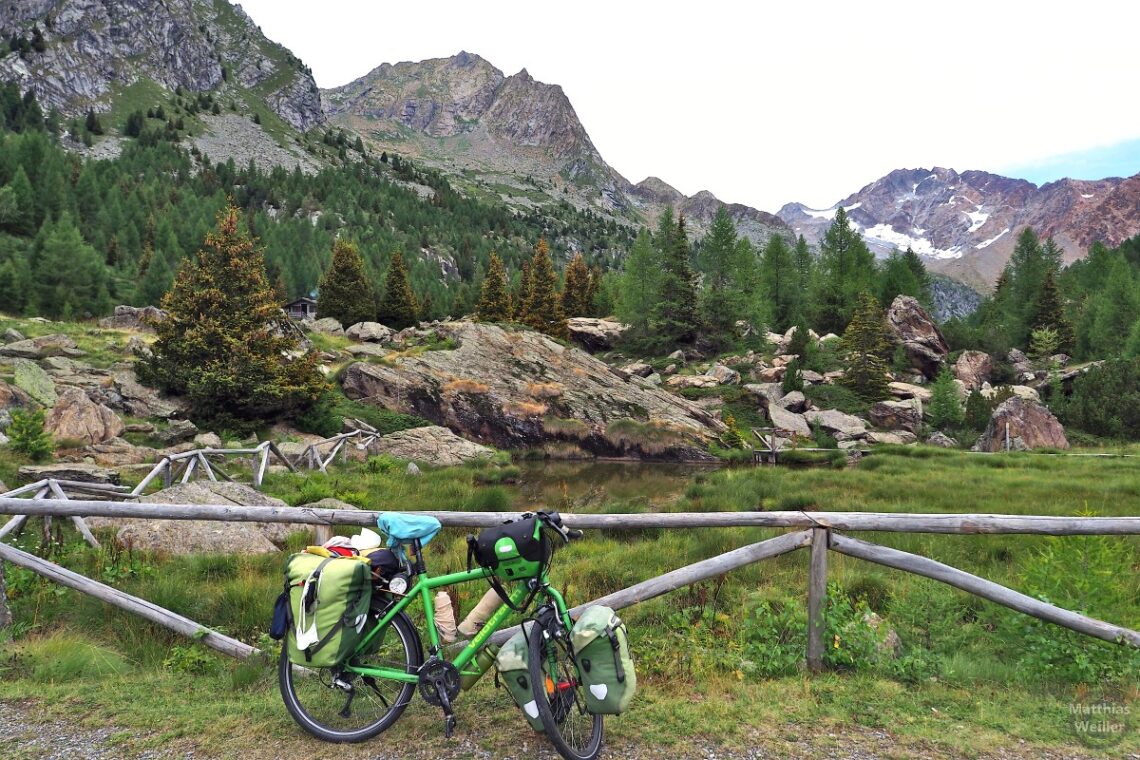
[{"left": 444, "top": 714, "right": 456, "bottom": 739}]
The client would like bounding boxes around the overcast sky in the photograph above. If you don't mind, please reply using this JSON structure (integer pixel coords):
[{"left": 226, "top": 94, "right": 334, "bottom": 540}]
[{"left": 239, "top": 0, "right": 1140, "bottom": 212}]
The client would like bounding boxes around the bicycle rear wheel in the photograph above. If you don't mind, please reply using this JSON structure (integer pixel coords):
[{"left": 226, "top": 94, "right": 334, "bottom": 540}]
[
  {"left": 279, "top": 611, "right": 422, "bottom": 743},
  {"left": 528, "top": 616, "right": 604, "bottom": 760}
]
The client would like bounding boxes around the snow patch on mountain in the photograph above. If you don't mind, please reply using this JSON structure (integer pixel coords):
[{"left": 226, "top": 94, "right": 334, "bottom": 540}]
[
  {"left": 965, "top": 208, "right": 989, "bottom": 232},
  {"left": 861, "top": 224, "right": 963, "bottom": 260},
  {"left": 975, "top": 228, "right": 1010, "bottom": 250}
]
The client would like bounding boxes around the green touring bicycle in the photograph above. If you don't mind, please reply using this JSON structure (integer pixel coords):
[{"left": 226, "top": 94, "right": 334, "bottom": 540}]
[{"left": 278, "top": 511, "right": 607, "bottom": 760}]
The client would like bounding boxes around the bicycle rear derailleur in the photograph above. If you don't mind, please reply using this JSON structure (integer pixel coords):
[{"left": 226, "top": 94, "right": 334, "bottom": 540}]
[{"left": 417, "top": 658, "right": 461, "bottom": 738}]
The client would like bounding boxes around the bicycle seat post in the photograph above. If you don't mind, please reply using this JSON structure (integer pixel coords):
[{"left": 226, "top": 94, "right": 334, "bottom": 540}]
[{"left": 410, "top": 538, "right": 427, "bottom": 575}]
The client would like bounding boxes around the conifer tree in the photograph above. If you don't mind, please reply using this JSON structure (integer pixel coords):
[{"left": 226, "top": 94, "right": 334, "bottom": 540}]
[
  {"left": 839, "top": 291, "right": 892, "bottom": 401},
  {"left": 615, "top": 229, "right": 659, "bottom": 334},
  {"left": 587, "top": 264, "right": 603, "bottom": 315},
  {"left": 514, "top": 258, "right": 533, "bottom": 323},
  {"left": 813, "top": 207, "right": 876, "bottom": 334},
  {"left": 476, "top": 252, "right": 512, "bottom": 322},
  {"left": 698, "top": 205, "right": 759, "bottom": 341},
  {"left": 522, "top": 239, "right": 568, "bottom": 339},
  {"left": 928, "top": 366, "right": 965, "bottom": 430},
  {"left": 32, "top": 213, "right": 110, "bottom": 319},
  {"left": 376, "top": 251, "right": 419, "bottom": 328},
  {"left": 317, "top": 239, "right": 375, "bottom": 327},
  {"left": 1030, "top": 267, "right": 1074, "bottom": 354},
  {"left": 650, "top": 214, "right": 699, "bottom": 345},
  {"left": 139, "top": 205, "right": 324, "bottom": 429},
  {"left": 560, "top": 252, "right": 592, "bottom": 317},
  {"left": 760, "top": 232, "right": 798, "bottom": 331}
]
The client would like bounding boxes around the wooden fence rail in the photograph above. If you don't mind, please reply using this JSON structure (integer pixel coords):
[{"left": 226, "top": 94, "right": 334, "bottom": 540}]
[{"left": 1, "top": 501, "right": 1137, "bottom": 669}]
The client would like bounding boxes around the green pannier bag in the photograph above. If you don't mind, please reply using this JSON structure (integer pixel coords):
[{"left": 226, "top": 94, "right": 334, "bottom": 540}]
[
  {"left": 495, "top": 622, "right": 544, "bottom": 731},
  {"left": 284, "top": 552, "right": 372, "bottom": 668},
  {"left": 571, "top": 605, "right": 636, "bottom": 715}
]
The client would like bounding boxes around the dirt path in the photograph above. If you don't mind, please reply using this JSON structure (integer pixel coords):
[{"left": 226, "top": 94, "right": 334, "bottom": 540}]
[{"left": 2, "top": 699, "right": 1132, "bottom": 760}]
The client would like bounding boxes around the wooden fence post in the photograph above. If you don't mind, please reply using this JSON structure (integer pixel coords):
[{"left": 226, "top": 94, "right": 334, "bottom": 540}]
[{"left": 806, "top": 527, "right": 829, "bottom": 672}]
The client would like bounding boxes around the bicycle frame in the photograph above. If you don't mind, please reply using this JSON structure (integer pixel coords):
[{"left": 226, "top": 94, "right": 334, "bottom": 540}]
[{"left": 344, "top": 564, "right": 573, "bottom": 685}]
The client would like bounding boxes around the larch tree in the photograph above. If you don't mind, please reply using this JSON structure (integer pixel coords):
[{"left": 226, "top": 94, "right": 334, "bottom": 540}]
[
  {"left": 560, "top": 252, "right": 592, "bottom": 317},
  {"left": 698, "top": 205, "right": 759, "bottom": 342},
  {"left": 813, "top": 207, "right": 876, "bottom": 334},
  {"left": 476, "top": 252, "right": 512, "bottom": 322},
  {"left": 317, "top": 239, "right": 376, "bottom": 327},
  {"left": 139, "top": 205, "right": 325, "bottom": 429},
  {"left": 514, "top": 258, "right": 534, "bottom": 323},
  {"left": 522, "top": 239, "right": 568, "bottom": 339},
  {"left": 760, "top": 232, "right": 798, "bottom": 332},
  {"left": 376, "top": 250, "right": 419, "bottom": 328},
  {"left": 650, "top": 213, "right": 699, "bottom": 345},
  {"left": 1030, "top": 267, "right": 1075, "bottom": 355},
  {"left": 615, "top": 228, "right": 659, "bottom": 334}
]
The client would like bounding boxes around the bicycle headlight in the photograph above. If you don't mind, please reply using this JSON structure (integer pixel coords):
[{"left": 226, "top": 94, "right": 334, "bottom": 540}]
[{"left": 388, "top": 574, "right": 408, "bottom": 595}]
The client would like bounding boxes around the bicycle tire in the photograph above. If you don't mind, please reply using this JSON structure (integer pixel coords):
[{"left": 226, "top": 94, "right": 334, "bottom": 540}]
[
  {"left": 279, "top": 611, "right": 422, "bottom": 743},
  {"left": 528, "top": 616, "right": 604, "bottom": 760}
]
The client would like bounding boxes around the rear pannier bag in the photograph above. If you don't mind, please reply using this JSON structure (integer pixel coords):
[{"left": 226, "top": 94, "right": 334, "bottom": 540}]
[
  {"left": 495, "top": 623, "right": 544, "bottom": 731},
  {"left": 284, "top": 552, "right": 372, "bottom": 668},
  {"left": 571, "top": 605, "right": 636, "bottom": 715},
  {"left": 473, "top": 516, "right": 551, "bottom": 581}
]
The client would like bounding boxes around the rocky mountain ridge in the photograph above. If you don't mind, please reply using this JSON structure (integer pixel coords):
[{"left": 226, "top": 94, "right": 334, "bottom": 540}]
[
  {"left": 0, "top": 0, "right": 325, "bottom": 131},
  {"left": 322, "top": 52, "right": 791, "bottom": 245},
  {"left": 779, "top": 167, "right": 1140, "bottom": 289}
]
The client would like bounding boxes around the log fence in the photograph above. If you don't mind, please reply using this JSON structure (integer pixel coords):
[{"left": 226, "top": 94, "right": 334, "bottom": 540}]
[{"left": 1, "top": 499, "right": 1137, "bottom": 667}]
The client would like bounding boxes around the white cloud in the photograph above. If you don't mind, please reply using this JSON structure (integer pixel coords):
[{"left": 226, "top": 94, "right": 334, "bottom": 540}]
[{"left": 238, "top": 0, "right": 1140, "bottom": 213}]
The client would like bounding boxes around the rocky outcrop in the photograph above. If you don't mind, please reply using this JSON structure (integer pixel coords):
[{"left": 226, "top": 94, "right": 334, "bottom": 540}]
[
  {"left": 887, "top": 296, "right": 949, "bottom": 380},
  {"left": 309, "top": 317, "right": 344, "bottom": 336},
  {"left": 369, "top": 426, "right": 495, "bottom": 467},
  {"left": 869, "top": 399, "right": 923, "bottom": 433},
  {"left": 566, "top": 318, "right": 628, "bottom": 351},
  {"left": 767, "top": 404, "right": 811, "bottom": 439},
  {"left": 88, "top": 482, "right": 312, "bottom": 554},
  {"left": 18, "top": 463, "right": 120, "bottom": 485},
  {"left": 0, "top": 0, "right": 325, "bottom": 131},
  {"left": 954, "top": 350, "right": 992, "bottom": 391},
  {"left": 44, "top": 387, "right": 124, "bottom": 446},
  {"left": 972, "top": 397, "right": 1069, "bottom": 452},
  {"left": 926, "top": 431, "right": 959, "bottom": 448},
  {"left": 0, "top": 334, "right": 80, "bottom": 360},
  {"left": 804, "top": 409, "right": 869, "bottom": 438},
  {"left": 12, "top": 360, "right": 57, "bottom": 406},
  {"left": 97, "top": 305, "right": 166, "bottom": 331},
  {"left": 346, "top": 322, "right": 394, "bottom": 344},
  {"left": 341, "top": 321, "right": 724, "bottom": 460},
  {"left": 81, "top": 437, "right": 155, "bottom": 467}
]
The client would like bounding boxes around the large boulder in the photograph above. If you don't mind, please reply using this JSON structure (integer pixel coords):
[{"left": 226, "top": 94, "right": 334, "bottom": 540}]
[
  {"left": 88, "top": 482, "right": 312, "bottom": 554},
  {"left": 972, "top": 397, "right": 1069, "bottom": 452},
  {"left": 705, "top": 364, "right": 741, "bottom": 385},
  {"left": 664, "top": 374, "right": 720, "bottom": 390},
  {"left": 311, "top": 317, "right": 344, "bottom": 336},
  {"left": 0, "top": 379, "right": 35, "bottom": 421},
  {"left": 18, "top": 462, "right": 121, "bottom": 485},
  {"left": 887, "top": 296, "right": 949, "bottom": 380},
  {"left": 81, "top": 437, "right": 155, "bottom": 467},
  {"left": 345, "top": 321, "right": 394, "bottom": 344},
  {"left": 954, "top": 351, "right": 993, "bottom": 392},
  {"left": 98, "top": 305, "right": 167, "bottom": 331},
  {"left": 0, "top": 334, "right": 80, "bottom": 359},
  {"left": 341, "top": 321, "right": 724, "bottom": 460},
  {"left": 742, "top": 383, "right": 784, "bottom": 408},
  {"left": 44, "top": 387, "right": 124, "bottom": 446},
  {"left": 154, "top": 419, "right": 198, "bottom": 445},
  {"left": 369, "top": 426, "right": 495, "bottom": 467},
  {"left": 887, "top": 381, "right": 932, "bottom": 403},
  {"left": 869, "top": 398, "right": 924, "bottom": 433},
  {"left": 97, "top": 370, "right": 182, "bottom": 419},
  {"left": 767, "top": 404, "right": 811, "bottom": 439},
  {"left": 804, "top": 409, "right": 869, "bottom": 438},
  {"left": 13, "top": 359, "right": 57, "bottom": 406},
  {"left": 566, "top": 318, "right": 629, "bottom": 351}
]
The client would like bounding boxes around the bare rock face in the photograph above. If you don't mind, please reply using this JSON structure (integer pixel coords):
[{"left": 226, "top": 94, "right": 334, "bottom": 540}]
[
  {"left": 369, "top": 425, "right": 495, "bottom": 467},
  {"left": 869, "top": 398, "right": 924, "bottom": 433},
  {"left": 341, "top": 321, "right": 723, "bottom": 460},
  {"left": 566, "top": 318, "right": 629, "bottom": 352},
  {"left": 954, "top": 350, "right": 993, "bottom": 391},
  {"left": 44, "top": 387, "right": 124, "bottom": 446},
  {"left": 887, "top": 296, "right": 949, "bottom": 380},
  {"left": 89, "top": 482, "right": 312, "bottom": 555},
  {"left": 98, "top": 305, "right": 166, "bottom": 331},
  {"left": 972, "top": 397, "right": 1069, "bottom": 452}
]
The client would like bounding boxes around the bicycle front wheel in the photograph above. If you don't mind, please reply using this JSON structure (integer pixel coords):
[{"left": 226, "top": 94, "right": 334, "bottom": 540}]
[
  {"left": 279, "top": 611, "right": 422, "bottom": 743},
  {"left": 528, "top": 616, "right": 604, "bottom": 760}
]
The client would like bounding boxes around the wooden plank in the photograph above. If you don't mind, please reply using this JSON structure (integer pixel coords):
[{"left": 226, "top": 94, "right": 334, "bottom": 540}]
[
  {"left": 0, "top": 558, "right": 10, "bottom": 630},
  {"left": 0, "top": 515, "right": 28, "bottom": 540},
  {"left": 46, "top": 481, "right": 100, "bottom": 549},
  {"left": 0, "top": 480, "right": 50, "bottom": 498},
  {"left": 830, "top": 533, "right": 1140, "bottom": 648},
  {"left": 197, "top": 454, "right": 218, "bottom": 483},
  {"left": 1, "top": 501, "right": 1139, "bottom": 536},
  {"left": 0, "top": 542, "right": 258, "bottom": 659},
  {"left": 268, "top": 442, "right": 298, "bottom": 473},
  {"left": 807, "top": 527, "right": 828, "bottom": 672},
  {"left": 253, "top": 445, "right": 270, "bottom": 488},
  {"left": 180, "top": 456, "right": 197, "bottom": 484},
  {"left": 489, "top": 530, "right": 813, "bottom": 646}
]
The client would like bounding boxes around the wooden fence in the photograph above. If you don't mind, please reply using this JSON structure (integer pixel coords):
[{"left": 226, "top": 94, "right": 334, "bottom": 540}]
[{"left": 1, "top": 499, "right": 1137, "bottom": 669}]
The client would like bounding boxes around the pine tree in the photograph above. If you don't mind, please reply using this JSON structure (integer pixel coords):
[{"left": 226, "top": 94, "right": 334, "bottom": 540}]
[
  {"left": 317, "top": 239, "right": 375, "bottom": 327},
  {"left": 650, "top": 214, "right": 699, "bottom": 345},
  {"left": 139, "top": 205, "right": 325, "bottom": 429},
  {"left": 136, "top": 247, "right": 174, "bottom": 306},
  {"left": 31, "top": 213, "right": 111, "bottom": 319},
  {"left": 560, "top": 252, "right": 592, "bottom": 317},
  {"left": 839, "top": 291, "right": 892, "bottom": 401},
  {"left": 586, "top": 264, "right": 603, "bottom": 316},
  {"left": 1030, "top": 267, "right": 1074, "bottom": 354},
  {"left": 84, "top": 108, "right": 103, "bottom": 135},
  {"left": 376, "top": 250, "right": 419, "bottom": 328},
  {"left": 476, "top": 252, "right": 512, "bottom": 322},
  {"left": 698, "top": 205, "right": 759, "bottom": 342},
  {"left": 813, "top": 207, "right": 876, "bottom": 334},
  {"left": 928, "top": 366, "right": 965, "bottom": 430},
  {"left": 514, "top": 258, "right": 533, "bottom": 323},
  {"left": 522, "top": 239, "right": 568, "bottom": 339},
  {"left": 760, "top": 232, "right": 798, "bottom": 331}
]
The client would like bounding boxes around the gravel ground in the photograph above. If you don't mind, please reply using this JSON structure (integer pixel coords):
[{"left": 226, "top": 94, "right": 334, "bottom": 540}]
[{"left": 1, "top": 700, "right": 1134, "bottom": 760}]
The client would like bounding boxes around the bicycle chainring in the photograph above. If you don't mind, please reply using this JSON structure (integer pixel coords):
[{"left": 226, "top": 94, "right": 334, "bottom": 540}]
[{"left": 417, "top": 659, "right": 461, "bottom": 707}]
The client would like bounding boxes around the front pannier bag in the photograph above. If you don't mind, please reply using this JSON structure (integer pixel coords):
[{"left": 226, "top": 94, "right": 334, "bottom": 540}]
[
  {"left": 284, "top": 552, "right": 372, "bottom": 668},
  {"left": 571, "top": 605, "right": 637, "bottom": 714},
  {"left": 495, "top": 623, "right": 544, "bottom": 731}
]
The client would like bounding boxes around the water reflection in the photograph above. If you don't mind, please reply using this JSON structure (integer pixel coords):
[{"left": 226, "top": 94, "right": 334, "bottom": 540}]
[{"left": 511, "top": 460, "right": 721, "bottom": 512}]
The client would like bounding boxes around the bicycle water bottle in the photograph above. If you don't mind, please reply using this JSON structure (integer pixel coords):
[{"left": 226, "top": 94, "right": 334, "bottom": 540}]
[{"left": 459, "top": 644, "right": 500, "bottom": 691}]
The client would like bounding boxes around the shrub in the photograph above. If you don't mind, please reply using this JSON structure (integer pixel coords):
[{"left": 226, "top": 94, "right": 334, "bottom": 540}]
[
  {"left": 8, "top": 408, "right": 53, "bottom": 461},
  {"left": 294, "top": 389, "right": 342, "bottom": 438},
  {"left": 781, "top": 359, "right": 804, "bottom": 394},
  {"left": 1060, "top": 358, "right": 1140, "bottom": 439},
  {"left": 927, "top": 366, "right": 964, "bottom": 430}
]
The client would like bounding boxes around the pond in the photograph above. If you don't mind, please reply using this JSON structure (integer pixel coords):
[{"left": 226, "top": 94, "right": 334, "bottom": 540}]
[{"left": 509, "top": 459, "right": 722, "bottom": 512}]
